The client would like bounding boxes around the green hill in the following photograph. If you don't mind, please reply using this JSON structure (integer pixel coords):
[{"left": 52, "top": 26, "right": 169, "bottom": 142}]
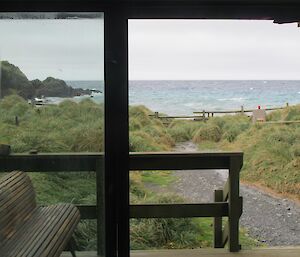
[{"left": 0, "top": 61, "right": 34, "bottom": 99}]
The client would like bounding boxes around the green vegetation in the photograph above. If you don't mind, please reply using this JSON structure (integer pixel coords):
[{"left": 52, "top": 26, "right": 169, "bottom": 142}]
[
  {"left": 0, "top": 95, "right": 104, "bottom": 152},
  {"left": 0, "top": 96, "right": 228, "bottom": 250},
  {"left": 129, "top": 105, "right": 174, "bottom": 151},
  {"left": 130, "top": 173, "right": 213, "bottom": 249},
  {"left": 166, "top": 107, "right": 300, "bottom": 199},
  {"left": 4, "top": 95, "right": 292, "bottom": 250},
  {"left": 130, "top": 171, "right": 260, "bottom": 250},
  {"left": 220, "top": 110, "right": 300, "bottom": 198},
  {"left": 131, "top": 105, "right": 299, "bottom": 199}
]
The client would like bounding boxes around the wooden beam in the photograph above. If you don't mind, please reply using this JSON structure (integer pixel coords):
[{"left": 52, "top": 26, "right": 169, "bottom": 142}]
[
  {"left": 0, "top": 153, "right": 102, "bottom": 172},
  {"left": 129, "top": 152, "right": 242, "bottom": 170},
  {"left": 76, "top": 205, "right": 97, "bottom": 220},
  {"left": 61, "top": 247, "right": 300, "bottom": 257},
  {"left": 0, "top": 152, "right": 243, "bottom": 172},
  {"left": 76, "top": 202, "right": 230, "bottom": 219},
  {"left": 0, "top": 1, "right": 299, "bottom": 21},
  {"left": 130, "top": 203, "right": 228, "bottom": 218}
]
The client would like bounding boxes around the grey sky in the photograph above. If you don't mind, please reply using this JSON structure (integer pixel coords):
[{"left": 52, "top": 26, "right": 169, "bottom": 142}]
[
  {"left": 129, "top": 20, "right": 300, "bottom": 80},
  {"left": 0, "top": 18, "right": 300, "bottom": 80},
  {"left": 0, "top": 18, "right": 104, "bottom": 80}
]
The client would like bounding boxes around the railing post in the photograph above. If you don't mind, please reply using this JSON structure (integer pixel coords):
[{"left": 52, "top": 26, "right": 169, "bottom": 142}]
[
  {"left": 96, "top": 159, "right": 105, "bottom": 257},
  {"left": 228, "top": 156, "right": 242, "bottom": 252},
  {"left": 214, "top": 190, "right": 223, "bottom": 248}
]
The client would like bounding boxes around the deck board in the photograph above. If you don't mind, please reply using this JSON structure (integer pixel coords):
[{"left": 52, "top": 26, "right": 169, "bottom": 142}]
[{"left": 61, "top": 247, "right": 300, "bottom": 257}]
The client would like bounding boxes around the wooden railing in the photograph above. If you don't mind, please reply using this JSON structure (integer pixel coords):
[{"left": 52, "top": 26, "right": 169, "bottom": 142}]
[
  {"left": 0, "top": 151, "right": 243, "bottom": 252},
  {"left": 149, "top": 103, "right": 291, "bottom": 120}
]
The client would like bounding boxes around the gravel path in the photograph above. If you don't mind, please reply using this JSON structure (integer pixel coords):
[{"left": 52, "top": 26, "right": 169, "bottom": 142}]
[{"left": 171, "top": 141, "right": 300, "bottom": 246}]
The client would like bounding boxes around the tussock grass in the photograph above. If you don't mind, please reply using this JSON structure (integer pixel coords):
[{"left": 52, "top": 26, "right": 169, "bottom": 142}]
[
  {"left": 193, "top": 124, "right": 222, "bottom": 143},
  {"left": 1, "top": 95, "right": 290, "bottom": 249},
  {"left": 167, "top": 120, "right": 200, "bottom": 142},
  {"left": 129, "top": 105, "right": 174, "bottom": 151},
  {"left": 0, "top": 97, "right": 212, "bottom": 250},
  {"left": 190, "top": 106, "right": 300, "bottom": 199}
]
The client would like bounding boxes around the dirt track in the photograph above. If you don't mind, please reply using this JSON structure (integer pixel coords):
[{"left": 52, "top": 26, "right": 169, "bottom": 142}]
[{"left": 171, "top": 141, "right": 300, "bottom": 246}]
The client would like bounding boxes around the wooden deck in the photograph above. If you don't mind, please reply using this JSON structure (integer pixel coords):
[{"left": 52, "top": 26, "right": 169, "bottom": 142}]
[{"left": 61, "top": 247, "right": 300, "bottom": 257}]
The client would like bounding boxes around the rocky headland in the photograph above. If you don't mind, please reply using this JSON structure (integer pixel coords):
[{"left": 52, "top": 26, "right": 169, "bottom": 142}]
[{"left": 0, "top": 61, "right": 91, "bottom": 99}]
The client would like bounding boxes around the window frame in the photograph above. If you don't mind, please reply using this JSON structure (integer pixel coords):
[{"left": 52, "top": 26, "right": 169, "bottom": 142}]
[{"left": 1, "top": 1, "right": 300, "bottom": 257}]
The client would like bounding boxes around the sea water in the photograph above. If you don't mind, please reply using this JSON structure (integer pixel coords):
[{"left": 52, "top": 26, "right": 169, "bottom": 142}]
[{"left": 63, "top": 80, "right": 300, "bottom": 115}]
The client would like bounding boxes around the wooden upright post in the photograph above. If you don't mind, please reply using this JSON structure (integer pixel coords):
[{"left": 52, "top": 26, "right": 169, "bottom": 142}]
[
  {"left": 228, "top": 156, "right": 242, "bottom": 252},
  {"left": 214, "top": 190, "right": 223, "bottom": 248},
  {"left": 96, "top": 159, "right": 105, "bottom": 257},
  {"left": 105, "top": 8, "right": 129, "bottom": 257}
]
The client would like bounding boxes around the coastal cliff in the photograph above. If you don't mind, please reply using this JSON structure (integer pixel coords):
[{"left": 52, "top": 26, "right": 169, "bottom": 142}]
[{"left": 0, "top": 61, "right": 91, "bottom": 99}]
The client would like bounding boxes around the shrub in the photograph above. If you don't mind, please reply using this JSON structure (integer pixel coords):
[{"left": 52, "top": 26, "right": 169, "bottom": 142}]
[
  {"left": 129, "top": 105, "right": 153, "bottom": 126},
  {"left": 130, "top": 118, "right": 142, "bottom": 131},
  {"left": 130, "top": 131, "right": 166, "bottom": 152},
  {"left": 193, "top": 124, "right": 222, "bottom": 143},
  {"left": 223, "top": 128, "right": 239, "bottom": 142},
  {"left": 167, "top": 121, "right": 201, "bottom": 142}
]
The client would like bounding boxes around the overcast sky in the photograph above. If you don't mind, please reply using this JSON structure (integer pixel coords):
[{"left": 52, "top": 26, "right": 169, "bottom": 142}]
[{"left": 0, "top": 18, "right": 300, "bottom": 80}]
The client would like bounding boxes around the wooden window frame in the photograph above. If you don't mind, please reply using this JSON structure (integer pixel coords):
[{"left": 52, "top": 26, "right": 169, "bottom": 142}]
[{"left": 0, "top": 1, "right": 300, "bottom": 257}]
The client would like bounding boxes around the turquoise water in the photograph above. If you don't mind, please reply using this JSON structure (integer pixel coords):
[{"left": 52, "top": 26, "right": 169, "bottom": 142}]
[{"left": 64, "top": 80, "right": 300, "bottom": 115}]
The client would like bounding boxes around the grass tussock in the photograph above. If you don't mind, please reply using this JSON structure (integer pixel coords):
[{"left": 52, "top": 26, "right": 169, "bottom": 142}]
[
  {"left": 165, "top": 105, "right": 300, "bottom": 199},
  {"left": 191, "top": 106, "right": 300, "bottom": 199},
  {"left": 1, "top": 95, "right": 295, "bottom": 249},
  {"left": 130, "top": 105, "right": 174, "bottom": 151},
  {"left": 0, "top": 96, "right": 218, "bottom": 250}
]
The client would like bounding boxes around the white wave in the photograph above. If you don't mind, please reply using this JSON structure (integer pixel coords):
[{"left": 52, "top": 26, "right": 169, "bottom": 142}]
[{"left": 218, "top": 97, "right": 246, "bottom": 102}]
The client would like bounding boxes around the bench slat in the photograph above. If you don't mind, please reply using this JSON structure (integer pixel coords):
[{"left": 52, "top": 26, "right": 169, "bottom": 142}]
[
  {"left": 41, "top": 206, "right": 80, "bottom": 257},
  {"left": 0, "top": 172, "right": 80, "bottom": 257},
  {"left": 23, "top": 205, "right": 75, "bottom": 257},
  {"left": 3, "top": 206, "right": 57, "bottom": 256},
  {"left": 0, "top": 172, "right": 36, "bottom": 245},
  {"left": 50, "top": 214, "right": 80, "bottom": 257}
]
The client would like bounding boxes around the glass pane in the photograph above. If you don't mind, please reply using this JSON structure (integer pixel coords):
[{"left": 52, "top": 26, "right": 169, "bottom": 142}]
[
  {"left": 0, "top": 12, "right": 104, "bottom": 253},
  {"left": 129, "top": 19, "right": 300, "bottom": 250}
]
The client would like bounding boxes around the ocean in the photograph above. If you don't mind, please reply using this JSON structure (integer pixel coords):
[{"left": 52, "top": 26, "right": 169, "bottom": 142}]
[{"left": 63, "top": 80, "right": 300, "bottom": 115}]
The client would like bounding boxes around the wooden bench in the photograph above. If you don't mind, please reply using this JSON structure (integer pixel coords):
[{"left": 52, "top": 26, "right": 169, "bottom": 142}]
[{"left": 0, "top": 171, "right": 80, "bottom": 257}]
